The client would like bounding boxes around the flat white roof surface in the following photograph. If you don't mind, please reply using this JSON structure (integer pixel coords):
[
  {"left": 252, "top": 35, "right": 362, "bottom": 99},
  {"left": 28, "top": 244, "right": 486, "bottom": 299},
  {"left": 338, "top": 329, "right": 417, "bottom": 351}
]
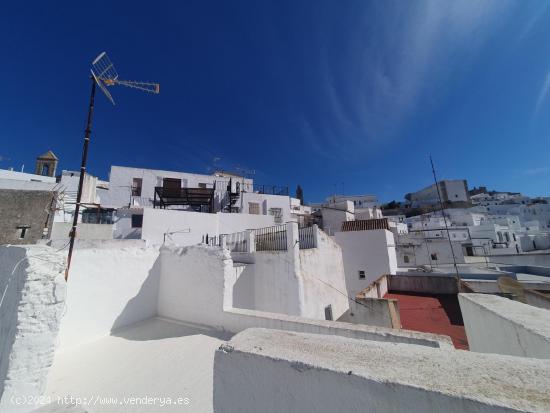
[{"left": 44, "top": 317, "right": 231, "bottom": 412}]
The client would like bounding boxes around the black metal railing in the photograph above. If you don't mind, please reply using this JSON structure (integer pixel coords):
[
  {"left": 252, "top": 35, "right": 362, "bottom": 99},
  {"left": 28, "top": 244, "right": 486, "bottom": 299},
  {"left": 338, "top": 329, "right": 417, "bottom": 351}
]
[
  {"left": 255, "top": 185, "right": 289, "bottom": 196},
  {"left": 298, "top": 225, "right": 316, "bottom": 249},
  {"left": 221, "top": 231, "right": 249, "bottom": 252},
  {"left": 254, "top": 224, "right": 287, "bottom": 251},
  {"left": 154, "top": 186, "right": 215, "bottom": 211},
  {"left": 202, "top": 234, "right": 219, "bottom": 246}
]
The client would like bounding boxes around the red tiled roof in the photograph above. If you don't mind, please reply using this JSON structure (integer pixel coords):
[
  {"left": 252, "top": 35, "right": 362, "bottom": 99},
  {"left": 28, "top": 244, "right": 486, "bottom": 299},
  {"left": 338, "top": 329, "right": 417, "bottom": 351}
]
[{"left": 385, "top": 292, "right": 469, "bottom": 350}]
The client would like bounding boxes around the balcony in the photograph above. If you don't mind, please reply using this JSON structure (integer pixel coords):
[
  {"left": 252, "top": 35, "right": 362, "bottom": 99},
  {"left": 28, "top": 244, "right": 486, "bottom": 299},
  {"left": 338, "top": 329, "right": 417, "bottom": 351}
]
[{"left": 153, "top": 186, "right": 216, "bottom": 212}]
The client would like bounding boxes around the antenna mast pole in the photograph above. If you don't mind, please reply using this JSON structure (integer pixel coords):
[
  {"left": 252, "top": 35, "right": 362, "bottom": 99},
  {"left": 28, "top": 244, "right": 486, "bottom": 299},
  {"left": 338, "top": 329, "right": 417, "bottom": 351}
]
[
  {"left": 429, "top": 155, "right": 460, "bottom": 284},
  {"left": 64, "top": 52, "right": 159, "bottom": 281},
  {"left": 66, "top": 77, "right": 96, "bottom": 280}
]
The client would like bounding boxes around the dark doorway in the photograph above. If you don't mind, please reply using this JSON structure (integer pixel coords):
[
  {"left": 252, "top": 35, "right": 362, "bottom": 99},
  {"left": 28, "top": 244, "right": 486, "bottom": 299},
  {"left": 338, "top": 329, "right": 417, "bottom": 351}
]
[{"left": 163, "top": 178, "right": 182, "bottom": 196}]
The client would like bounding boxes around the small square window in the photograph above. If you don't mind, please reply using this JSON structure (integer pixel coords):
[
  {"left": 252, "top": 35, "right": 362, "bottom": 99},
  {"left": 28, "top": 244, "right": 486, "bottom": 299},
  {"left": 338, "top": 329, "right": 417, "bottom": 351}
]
[
  {"left": 431, "top": 253, "right": 438, "bottom": 261},
  {"left": 132, "top": 178, "right": 142, "bottom": 196},
  {"left": 324, "top": 305, "right": 333, "bottom": 321},
  {"left": 403, "top": 255, "right": 410, "bottom": 263},
  {"left": 358, "top": 270, "right": 366, "bottom": 279},
  {"left": 131, "top": 214, "right": 143, "bottom": 228}
]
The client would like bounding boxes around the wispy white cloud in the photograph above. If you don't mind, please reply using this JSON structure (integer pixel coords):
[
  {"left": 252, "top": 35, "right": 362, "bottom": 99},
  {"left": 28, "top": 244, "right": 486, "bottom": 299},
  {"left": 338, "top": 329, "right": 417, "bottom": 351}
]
[
  {"left": 304, "top": 0, "right": 517, "bottom": 158},
  {"left": 523, "top": 166, "right": 549, "bottom": 176},
  {"left": 517, "top": 2, "right": 550, "bottom": 41},
  {"left": 358, "top": 0, "right": 515, "bottom": 134},
  {"left": 534, "top": 71, "right": 550, "bottom": 117}
]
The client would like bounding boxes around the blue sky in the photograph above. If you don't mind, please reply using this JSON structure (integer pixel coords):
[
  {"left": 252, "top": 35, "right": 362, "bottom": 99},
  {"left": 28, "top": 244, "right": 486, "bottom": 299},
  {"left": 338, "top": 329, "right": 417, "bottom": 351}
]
[{"left": 1, "top": 0, "right": 549, "bottom": 203}]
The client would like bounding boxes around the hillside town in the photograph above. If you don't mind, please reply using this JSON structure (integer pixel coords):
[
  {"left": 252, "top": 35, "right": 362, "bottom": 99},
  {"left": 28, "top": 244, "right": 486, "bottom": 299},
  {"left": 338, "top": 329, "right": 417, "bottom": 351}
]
[
  {"left": 0, "top": 150, "right": 549, "bottom": 412},
  {"left": 3, "top": 1, "right": 550, "bottom": 410}
]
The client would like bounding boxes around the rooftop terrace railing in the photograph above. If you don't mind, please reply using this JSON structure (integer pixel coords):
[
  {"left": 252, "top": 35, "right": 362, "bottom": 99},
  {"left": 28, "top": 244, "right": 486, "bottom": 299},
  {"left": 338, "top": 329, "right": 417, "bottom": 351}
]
[
  {"left": 298, "top": 224, "right": 316, "bottom": 249},
  {"left": 255, "top": 185, "right": 289, "bottom": 196},
  {"left": 221, "top": 231, "right": 249, "bottom": 253},
  {"left": 221, "top": 223, "right": 320, "bottom": 253},
  {"left": 254, "top": 224, "right": 287, "bottom": 251}
]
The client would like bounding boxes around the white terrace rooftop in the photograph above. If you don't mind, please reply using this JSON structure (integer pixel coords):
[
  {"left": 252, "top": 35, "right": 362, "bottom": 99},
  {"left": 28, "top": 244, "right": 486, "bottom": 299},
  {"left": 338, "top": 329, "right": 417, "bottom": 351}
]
[
  {"left": 44, "top": 317, "right": 230, "bottom": 413},
  {"left": 1, "top": 240, "right": 550, "bottom": 412}
]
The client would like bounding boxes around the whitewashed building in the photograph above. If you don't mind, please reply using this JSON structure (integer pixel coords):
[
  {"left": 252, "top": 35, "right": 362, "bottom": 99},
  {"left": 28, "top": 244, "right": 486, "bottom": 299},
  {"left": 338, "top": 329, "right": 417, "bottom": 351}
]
[
  {"left": 335, "top": 220, "right": 398, "bottom": 298},
  {"left": 405, "top": 179, "right": 470, "bottom": 207},
  {"left": 91, "top": 165, "right": 311, "bottom": 242}
]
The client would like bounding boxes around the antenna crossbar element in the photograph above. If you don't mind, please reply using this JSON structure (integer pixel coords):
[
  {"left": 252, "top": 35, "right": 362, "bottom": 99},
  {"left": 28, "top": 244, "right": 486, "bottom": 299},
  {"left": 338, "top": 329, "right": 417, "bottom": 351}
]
[{"left": 111, "top": 79, "right": 160, "bottom": 94}]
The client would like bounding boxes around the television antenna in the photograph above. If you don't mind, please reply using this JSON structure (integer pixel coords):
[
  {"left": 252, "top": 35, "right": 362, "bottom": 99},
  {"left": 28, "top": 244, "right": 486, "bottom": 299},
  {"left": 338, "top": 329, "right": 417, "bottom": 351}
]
[
  {"left": 66, "top": 52, "right": 160, "bottom": 280},
  {"left": 91, "top": 52, "right": 160, "bottom": 105}
]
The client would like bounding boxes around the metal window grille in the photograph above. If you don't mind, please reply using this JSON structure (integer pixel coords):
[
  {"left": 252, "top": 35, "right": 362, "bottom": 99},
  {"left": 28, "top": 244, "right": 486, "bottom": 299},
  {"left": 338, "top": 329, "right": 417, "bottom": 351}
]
[{"left": 249, "top": 202, "right": 260, "bottom": 215}]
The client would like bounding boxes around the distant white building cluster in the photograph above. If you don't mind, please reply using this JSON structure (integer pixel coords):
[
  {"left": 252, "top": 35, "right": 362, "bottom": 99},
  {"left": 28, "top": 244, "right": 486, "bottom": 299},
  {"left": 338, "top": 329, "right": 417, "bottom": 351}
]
[
  {"left": 405, "top": 179, "right": 470, "bottom": 208},
  {"left": 1, "top": 152, "right": 549, "bottom": 296},
  {"left": 1, "top": 152, "right": 550, "bottom": 413},
  {"left": 389, "top": 184, "right": 550, "bottom": 267}
]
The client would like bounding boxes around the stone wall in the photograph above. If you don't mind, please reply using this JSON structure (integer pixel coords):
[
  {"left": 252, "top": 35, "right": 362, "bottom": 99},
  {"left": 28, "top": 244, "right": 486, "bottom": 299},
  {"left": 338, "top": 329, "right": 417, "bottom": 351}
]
[{"left": 0, "top": 190, "right": 56, "bottom": 245}]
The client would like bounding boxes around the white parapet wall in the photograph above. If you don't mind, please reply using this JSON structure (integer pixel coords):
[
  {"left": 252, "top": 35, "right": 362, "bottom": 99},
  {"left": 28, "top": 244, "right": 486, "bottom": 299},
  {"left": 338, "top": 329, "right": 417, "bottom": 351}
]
[
  {"left": 50, "top": 222, "right": 114, "bottom": 240},
  {"left": 299, "top": 227, "right": 349, "bottom": 320},
  {"left": 157, "top": 244, "right": 453, "bottom": 349},
  {"left": 459, "top": 293, "right": 550, "bottom": 359},
  {"left": 0, "top": 246, "right": 66, "bottom": 413},
  {"left": 237, "top": 223, "right": 349, "bottom": 320},
  {"left": 214, "top": 328, "right": 550, "bottom": 413},
  {"left": 141, "top": 208, "right": 275, "bottom": 246}
]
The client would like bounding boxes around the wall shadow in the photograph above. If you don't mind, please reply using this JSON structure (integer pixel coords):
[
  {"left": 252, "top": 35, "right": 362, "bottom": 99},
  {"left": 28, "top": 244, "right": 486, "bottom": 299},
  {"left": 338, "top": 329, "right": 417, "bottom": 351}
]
[
  {"left": 111, "top": 317, "right": 233, "bottom": 341},
  {"left": 0, "top": 246, "right": 29, "bottom": 400},
  {"left": 110, "top": 254, "right": 161, "bottom": 333},
  {"left": 110, "top": 253, "right": 233, "bottom": 342}
]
